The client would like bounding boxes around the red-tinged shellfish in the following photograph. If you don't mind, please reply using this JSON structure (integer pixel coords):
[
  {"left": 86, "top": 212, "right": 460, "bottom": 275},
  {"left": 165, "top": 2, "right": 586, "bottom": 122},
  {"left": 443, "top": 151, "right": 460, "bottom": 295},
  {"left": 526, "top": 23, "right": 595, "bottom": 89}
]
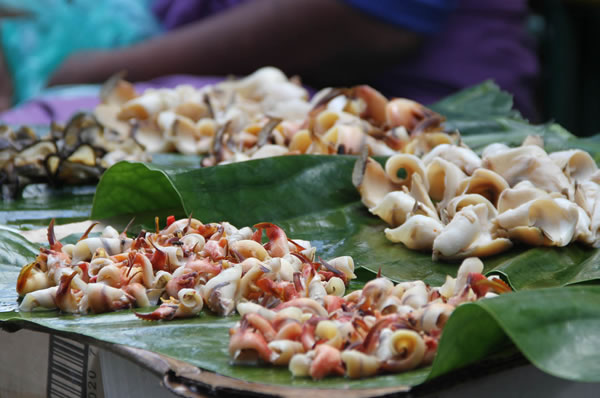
[
  {"left": 202, "top": 265, "right": 242, "bottom": 316},
  {"left": 135, "top": 288, "right": 203, "bottom": 321},
  {"left": 19, "top": 286, "right": 59, "bottom": 311},
  {"left": 227, "top": 257, "right": 512, "bottom": 379},
  {"left": 341, "top": 350, "right": 380, "bottom": 379},
  {"left": 18, "top": 218, "right": 358, "bottom": 322},
  {"left": 377, "top": 329, "right": 426, "bottom": 372},
  {"left": 229, "top": 329, "right": 273, "bottom": 364},
  {"left": 289, "top": 344, "right": 345, "bottom": 380},
  {"left": 268, "top": 340, "right": 305, "bottom": 366},
  {"left": 16, "top": 262, "right": 52, "bottom": 297},
  {"left": 80, "top": 283, "right": 134, "bottom": 314}
]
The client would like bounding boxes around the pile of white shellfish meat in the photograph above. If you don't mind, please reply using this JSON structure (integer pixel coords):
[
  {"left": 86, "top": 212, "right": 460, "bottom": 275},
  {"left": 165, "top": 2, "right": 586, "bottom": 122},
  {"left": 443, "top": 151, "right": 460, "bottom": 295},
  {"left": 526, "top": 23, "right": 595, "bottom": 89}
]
[
  {"left": 229, "top": 257, "right": 510, "bottom": 380},
  {"left": 96, "top": 67, "right": 453, "bottom": 166},
  {"left": 0, "top": 112, "right": 149, "bottom": 198},
  {"left": 354, "top": 136, "right": 600, "bottom": 260},
  {"left": 16, "top": 217, "right": 357, "bottom": 318}
]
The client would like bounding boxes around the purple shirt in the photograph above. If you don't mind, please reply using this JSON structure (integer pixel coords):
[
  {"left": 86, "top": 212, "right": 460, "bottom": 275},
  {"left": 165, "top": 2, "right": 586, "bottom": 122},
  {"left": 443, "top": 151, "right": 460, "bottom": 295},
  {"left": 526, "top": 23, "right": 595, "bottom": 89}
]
[
  {"left": 365, "top": 1, "right": 539, "bottom": 121},
  {"left": 152, "top": 0, "right": 249, "bottom": 30},
  {"left": 151, "top": 0, "right": 539, "bottom": 120}
]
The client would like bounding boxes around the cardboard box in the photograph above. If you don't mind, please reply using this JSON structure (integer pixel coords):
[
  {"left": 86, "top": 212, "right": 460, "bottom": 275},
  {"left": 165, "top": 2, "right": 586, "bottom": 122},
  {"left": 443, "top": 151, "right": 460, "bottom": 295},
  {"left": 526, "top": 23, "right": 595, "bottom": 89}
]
[
  {"left": 1, "top": 328, "right": 598, "bottom": 398},
  {"left": 0, "top": 329, "right": 178, "bottom": 398}
]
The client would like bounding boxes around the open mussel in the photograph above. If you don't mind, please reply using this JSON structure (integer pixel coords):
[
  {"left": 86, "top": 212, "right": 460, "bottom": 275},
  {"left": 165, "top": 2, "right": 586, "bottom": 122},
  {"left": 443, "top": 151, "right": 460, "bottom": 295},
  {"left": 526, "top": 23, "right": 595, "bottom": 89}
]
[{"left": 0, "top": 111, "right": 149, "bottom": 199}]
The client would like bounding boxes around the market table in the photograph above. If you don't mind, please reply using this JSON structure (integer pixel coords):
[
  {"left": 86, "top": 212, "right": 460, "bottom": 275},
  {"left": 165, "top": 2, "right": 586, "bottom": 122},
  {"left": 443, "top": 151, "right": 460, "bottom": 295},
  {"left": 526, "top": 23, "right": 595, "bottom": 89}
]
[
  {"left": 2, "top": 328, "right": 598, "bottom": 398},
  {"left": 1, "top": 81, "right": 600, "bottom": 397}
]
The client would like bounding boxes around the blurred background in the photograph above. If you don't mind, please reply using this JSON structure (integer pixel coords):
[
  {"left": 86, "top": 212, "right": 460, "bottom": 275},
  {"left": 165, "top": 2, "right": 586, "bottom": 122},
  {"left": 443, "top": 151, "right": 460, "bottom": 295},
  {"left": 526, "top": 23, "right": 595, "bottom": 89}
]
[
  {"left": 530, "top": 0, "right": 600, "bottom": 137},
  {"left": 0, "top": 0, "right": 599, "bottom": 136}
]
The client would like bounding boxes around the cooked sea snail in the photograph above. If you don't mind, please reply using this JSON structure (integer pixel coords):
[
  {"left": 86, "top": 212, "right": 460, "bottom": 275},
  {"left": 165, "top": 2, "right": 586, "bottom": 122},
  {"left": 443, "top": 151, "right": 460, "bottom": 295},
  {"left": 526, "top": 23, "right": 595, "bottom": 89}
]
[
  {"left": 356, "top": 136, "right": 600, "bottom": 260},
  {"left": 97, "top": 67, "right": 454, "bottom": 166},
  {"left": 227, "top": 256, "right": 511, "bottom": 379},
  {"left": 16, "top": 217, "right": 357, "bottom": 319}
]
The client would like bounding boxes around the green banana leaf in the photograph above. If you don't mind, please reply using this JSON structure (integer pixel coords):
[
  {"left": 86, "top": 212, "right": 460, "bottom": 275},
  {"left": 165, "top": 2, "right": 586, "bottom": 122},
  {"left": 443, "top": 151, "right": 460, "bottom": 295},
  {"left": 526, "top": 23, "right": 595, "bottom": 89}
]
[
  {"left": 1, "top": 248, "right": 599, "bottom": 388},
  {"left": 0, "top": 153, "right": 200, "bottom": 230},
  {"left": 0, "top": 227, "right": 39, "bottom": 311},
  {"left": 429, "top": 285, "right": 600, "bottom": 383},
  {"left": 430, "top": 80, "right": 519, "bottom": 119},
  {"left": 2, "top": 81, "right": 600, "bottom": 389},
  {"left": 431, "top": 80, "right": 600, "bottom": 159},
  {"left": 0, "top": 184, "right": 95, "bottom": 229},
  {"left": 1, "top": 227, "right": 599, "bottom": 386}
]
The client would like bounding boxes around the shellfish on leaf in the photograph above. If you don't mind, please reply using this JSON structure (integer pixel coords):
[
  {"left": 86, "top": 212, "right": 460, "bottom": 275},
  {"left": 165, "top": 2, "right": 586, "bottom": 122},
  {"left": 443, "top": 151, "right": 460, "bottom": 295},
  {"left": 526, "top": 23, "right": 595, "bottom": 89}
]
[
  {"left": 482, "top": 144, "right": 573, "bottom": 199},
  {"left": 549, "top": 149, "right": 598, "bottom": 183},
  {"left": 385, "top": 214, "right": 445, "bottom": 251},
  {"left": 227, "top": 257, "right": 512, "bottom": 379},
  {"left": 494, "top": 197, "right": 580, "bottom": 247},
  {"left": 433, "top": 203, "right": 512, "bottom": 260},
  {"left": 422, "top": 143, "right": 482, "bottom": 175},
  {"left": 426, "top": 157, "right": 467, "bottom": 210},
  {"left": 135, "top": 288, "right": 204, "bottom": 321}
]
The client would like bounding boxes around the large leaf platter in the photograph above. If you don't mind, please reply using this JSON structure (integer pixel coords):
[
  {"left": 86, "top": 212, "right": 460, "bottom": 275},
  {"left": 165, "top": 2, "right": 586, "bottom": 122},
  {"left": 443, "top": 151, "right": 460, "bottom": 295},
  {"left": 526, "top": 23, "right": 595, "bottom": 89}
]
[{"left": 1, "top": 82, "right": 600, "bottom": 395}]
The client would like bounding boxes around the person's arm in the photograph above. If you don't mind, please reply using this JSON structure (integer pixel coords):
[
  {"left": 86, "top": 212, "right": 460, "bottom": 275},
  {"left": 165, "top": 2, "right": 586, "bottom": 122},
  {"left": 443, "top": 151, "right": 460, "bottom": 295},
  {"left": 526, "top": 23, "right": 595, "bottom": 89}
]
[
  {"left": 48, "top": 0, "right": 421, "bottom": 87},
  {"left": 0, "top": 46, "right": 13, "bottom": 111}
]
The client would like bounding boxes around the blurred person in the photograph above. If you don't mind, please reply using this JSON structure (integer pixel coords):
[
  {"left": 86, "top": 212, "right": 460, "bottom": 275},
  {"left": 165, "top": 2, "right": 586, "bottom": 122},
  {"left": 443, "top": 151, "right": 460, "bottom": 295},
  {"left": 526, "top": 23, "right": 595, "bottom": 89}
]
[
  {"left": 0, "top": 47, "right": 11, "bottom": 111},
  {"left": 0, "top": 0, "right": 162, "bottom": 107},
  {"left": 1, "top": 0, "right": 539, "bottom": 120}
]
